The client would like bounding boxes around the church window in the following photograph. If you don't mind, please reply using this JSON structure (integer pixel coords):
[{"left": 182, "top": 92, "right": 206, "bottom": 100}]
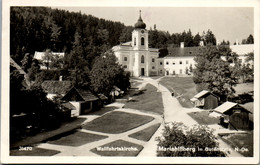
[
  {"left": 172, "top": 61, "right": 175, "bottom": 65},
  {"left": 141, "top": 37, "right": 145, "bottom": 45},
  {"left": 166, "top": 61, "right": 169, "bottom": 65},
  {"left": 134, "top": 38, "right": 136, "bottom": 46},
  {"left": 124, "top": 57, "right": 127, "bottom": 61},
  {"left": 160, "top": 70, "right": 163, "bottom": 74},
  {"left": 152, "top": 66, "right": 155, "bottom": 69},
  {"left": 141, "top": 55, "right": 145, "bottom": 63},
  {"left": 179, "top": 61, "right": 182, "bottom": 64},
  {"left": 152, "top": 58, "right": 155, "bottom": 62},
  {"left": 160, "top": 62, "right": 163, "bottom": 65}
]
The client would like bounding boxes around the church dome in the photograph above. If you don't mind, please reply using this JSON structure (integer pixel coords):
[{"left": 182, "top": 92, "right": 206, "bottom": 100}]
[{"left": 134, "top": 10, "right": 146, "bottom": 29}]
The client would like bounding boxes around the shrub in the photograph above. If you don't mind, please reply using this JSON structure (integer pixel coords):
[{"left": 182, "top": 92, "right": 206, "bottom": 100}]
[{"left": 156, "top": 122, "right": 226, "bottom": 157}]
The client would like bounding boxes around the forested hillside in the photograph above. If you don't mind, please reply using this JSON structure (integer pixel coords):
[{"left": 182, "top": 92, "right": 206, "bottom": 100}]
[
  {"left": 10, "top": 7, "right": 221, "bottom": 66},
  {"left": 10, "top": 7, "right": 128, "bottom": 65}
]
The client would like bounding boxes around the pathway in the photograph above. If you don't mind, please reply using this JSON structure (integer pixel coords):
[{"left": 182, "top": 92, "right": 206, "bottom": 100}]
[
  {"left": 138, "top": 77, "right": 243, "bottom": 157},
  {"left": 36, "top": 108, "right": 161, "bottom": 156}
]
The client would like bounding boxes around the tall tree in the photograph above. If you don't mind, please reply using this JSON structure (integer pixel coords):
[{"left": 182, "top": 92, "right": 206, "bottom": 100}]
[
  {"left": 193, "top": 45, "right": 238, "bottom": 102},
  {"left": 90, "top": 50, "right": 129, "bottom": 96},
  {"left": 193, "top": 33, "right": 201, "bottom": 46},
  {"left": 204, "top": 29, "right": 216, "bottom": 45}
]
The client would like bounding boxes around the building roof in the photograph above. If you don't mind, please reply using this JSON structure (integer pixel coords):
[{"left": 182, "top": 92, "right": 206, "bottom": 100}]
[
  {"left": 193, "top": 90, "right": 210, "bottom": 99},
  {"left": 76, "top": 88, "right": 100, "bottom": 101},
  {"left": 120, "top": 41, "right": 132, "bottom": 46},
  {"left": 10, "top": 57, "right": 26, "bottom": 75},
  {"left": 34, "top": 51, "right": 65, "bottom": 61},
  {"left": 214, "top": 101, "right": 252, "bottom": 114},
  {"left": 41, "top": 80, "right": 73, "bottom": 95},
  {"left": 165, "top": 47, "right": 202, "bottom": 57}
]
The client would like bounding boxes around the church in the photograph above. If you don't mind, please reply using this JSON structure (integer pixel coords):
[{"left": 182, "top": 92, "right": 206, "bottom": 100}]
[
  {"left": 112, "top": 11, "right": 254, "bottom": 77},
  {"left": 112, "top": 11, "right": 159, "bottom": 77}
]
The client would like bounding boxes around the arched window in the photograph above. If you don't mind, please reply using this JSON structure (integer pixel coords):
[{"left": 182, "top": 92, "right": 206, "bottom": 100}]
[
  {"left": 141, "top": 55, "right": 145, "bottom": 63},
  {"left": 152, "top": 58, "right": 155, "bottom": 62},
  {"left": 134, "top": 37, "right": 136, "bottom": 46},
  {"left": 141, "top": 37, "right": 145, "bottom": 45}
]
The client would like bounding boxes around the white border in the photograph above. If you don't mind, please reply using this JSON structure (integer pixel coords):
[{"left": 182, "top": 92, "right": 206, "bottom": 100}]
[{"left": 1, "top": 0, "right": 259, "bottom": 164}]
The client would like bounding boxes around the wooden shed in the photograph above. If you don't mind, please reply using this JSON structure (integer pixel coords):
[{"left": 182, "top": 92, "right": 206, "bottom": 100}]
[
  {"left": 213, "top": 101, "right": 252, "bottom": 130},
  {"left": 190, "top": 90, "right": 219, "bottom": 109},
  {"left": 61, "top": 87, "right": 102, "bottom": 115}
]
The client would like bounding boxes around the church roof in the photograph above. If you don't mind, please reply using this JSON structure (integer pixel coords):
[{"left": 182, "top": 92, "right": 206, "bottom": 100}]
[{"left": 134, "top": 10, "right": 146, "bottom": 29}]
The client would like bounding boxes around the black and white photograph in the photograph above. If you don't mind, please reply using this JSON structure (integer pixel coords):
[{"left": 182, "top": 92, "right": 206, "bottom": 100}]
[{"left": 1, "top": 0, "right": 259, "bottom": 164}]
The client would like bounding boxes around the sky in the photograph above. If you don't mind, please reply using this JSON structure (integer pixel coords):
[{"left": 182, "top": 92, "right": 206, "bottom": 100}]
[{"left": 55, "top": 7, "right": 254, "bottom": 44}]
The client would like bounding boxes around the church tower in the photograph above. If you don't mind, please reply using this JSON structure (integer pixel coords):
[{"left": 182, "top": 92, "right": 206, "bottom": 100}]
[{"left": 132, "top": 10, "right": 148, "bottom": 51}]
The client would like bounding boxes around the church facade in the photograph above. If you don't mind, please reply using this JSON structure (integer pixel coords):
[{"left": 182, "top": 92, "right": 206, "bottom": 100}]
[{"left": 112, "top": 11, "right": 254, "bottom": 77}]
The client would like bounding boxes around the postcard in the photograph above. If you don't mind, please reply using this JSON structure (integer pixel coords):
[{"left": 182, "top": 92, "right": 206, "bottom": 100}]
[{"left": 1, "top": 0, "right": 259, "bottom": 164}]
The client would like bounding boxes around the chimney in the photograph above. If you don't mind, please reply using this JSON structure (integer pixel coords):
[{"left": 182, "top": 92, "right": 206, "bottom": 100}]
[
  {"left": 180, "top": 42, "right": 184, "bottom": 48},
  {"left": 59, "top": 76, "right": 63, "bottom": 81},
  {"left": 199, "top": 41, "right": 204, "bottom": 47},
  {"left": 236, "top": 39, "right": 239, "bottom": 45}
]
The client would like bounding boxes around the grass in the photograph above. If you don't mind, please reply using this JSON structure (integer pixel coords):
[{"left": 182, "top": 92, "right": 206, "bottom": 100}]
[
  {"left": 159, "top": 77, "right": 197, "bottom": 108},
  {"left": 124, "top": 84, "right": 164, "bottom": 115},
  {"left": 10, "top": 147, "right": 60, "bottom": 156},
  {"left": 187, "top": 111, "right": 219, "bottom": 125},
  {"left": 47, "top": 131, "right": 108, "bottom": 147},
  {"left": 10, "top": 117, "right": 87, "bottom": 149},
  {"left": 83, "top": 111, "right": 154, "bottom": 134},
  {"left": 91, "top": 139, "right": 143, "bottom": 156},
  {"left": 234, "top": 83, "right": 253, "bottom": 95},
  {"left": 218, "top": 132, "right": 253, "bottom": 157},
  {"left": 129, "top": 123, "right": 161, "bottom": 141}
]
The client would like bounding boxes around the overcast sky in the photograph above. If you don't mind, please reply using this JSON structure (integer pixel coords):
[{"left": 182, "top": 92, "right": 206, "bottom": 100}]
[{"left": 55, "top": 7, "right": 254, "bottom": 44}]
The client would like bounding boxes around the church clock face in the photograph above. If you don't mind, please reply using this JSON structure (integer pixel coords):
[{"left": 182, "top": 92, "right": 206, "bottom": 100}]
[{"left": 141, "top": 30, "right": 145, "bottom": 33}]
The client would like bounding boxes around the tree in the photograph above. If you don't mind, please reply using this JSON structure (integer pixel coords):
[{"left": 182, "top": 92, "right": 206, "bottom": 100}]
[
  {"left": 90, "top": 50, "right": 129, "bottom": 96},
  {"left": 119, "top": 26, "right": 134, "bottom": 43},
  {"left": 156, "top": 122, "right": 226, "bottom": 157},
  {"left": 27, "top": 59, "right": 40, "bottom": 82},
  {"left": 246, "top": 34, "right": 254, "bottom": 44},
  {"left": 193, "top": 45, "right": 238, "bottom": 102},
  {"left": 21, "top": 53, "right": 33, "bottom": 72},
  {"left": 204, "top": 29, "right": 216, "bottom": 45},
  {"left": 193, "top": 33, "right": 201, "bottom": 46}
]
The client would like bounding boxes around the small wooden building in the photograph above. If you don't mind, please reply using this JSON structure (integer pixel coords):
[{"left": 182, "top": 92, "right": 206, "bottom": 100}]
[
  {"left": 213, "top": 101, "right": 252, "bottom": 130},
  {"left": 61, "top": 87, "right": 103, "bottom": 115},
  {"left": 190, "top": 90, "right": 219, "bottom": 110}
]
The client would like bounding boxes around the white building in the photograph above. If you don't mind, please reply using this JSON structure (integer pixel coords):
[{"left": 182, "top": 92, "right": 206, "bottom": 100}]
[
  {"left": 34, "top": 51, "right": 65, "bottom": 70},
  {"left": 113, "top": 11, "right": 254, "bottom": 77}
]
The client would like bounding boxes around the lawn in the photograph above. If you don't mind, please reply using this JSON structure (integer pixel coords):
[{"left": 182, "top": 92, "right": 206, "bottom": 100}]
[
  {"left": 187, "top": 111, "right": 219, "bottom": 125},
  {"left": 234, "top": 83, "right": 253, "bottom": 95},
  {"left": 218, "top": 132, "right": 253, "bottom": 157},
  {"left": 91, "top": 139, "right": 143, "bottom": 156},
  {"left": 10, "top": 147, "right": 60, "bottom": 156},
  {"left": 83, "top": 111, "right": 154, "bottom": 134},
  {"left": 124, "top": 84, "right": 164, "bottom": 115},
  {"left": 159, "top": 77, "right": 197, "bottom": 108},
  {"left": 47, "top": 131, "right": 108, "bottom": 147},
  {"left": 129, "top": 123, "right": 161, "bottom": 141}
]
